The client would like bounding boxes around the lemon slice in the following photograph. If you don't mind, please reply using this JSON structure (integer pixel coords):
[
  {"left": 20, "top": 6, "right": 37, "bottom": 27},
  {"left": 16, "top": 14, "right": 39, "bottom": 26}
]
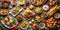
[{"left": 19, "top": 1, "right": 25, "bottom": 5}]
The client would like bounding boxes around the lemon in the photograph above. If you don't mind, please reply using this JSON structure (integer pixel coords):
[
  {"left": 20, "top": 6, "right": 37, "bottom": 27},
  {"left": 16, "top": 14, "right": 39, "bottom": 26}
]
[{"left": 19, "top": 1, "right": 25, "bottom": 5}]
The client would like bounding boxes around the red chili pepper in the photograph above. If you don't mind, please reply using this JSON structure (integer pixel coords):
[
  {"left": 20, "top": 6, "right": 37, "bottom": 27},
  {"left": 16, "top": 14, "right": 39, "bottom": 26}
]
[{"left": 12, "top": 26, "right": 18, "bottom": 30}]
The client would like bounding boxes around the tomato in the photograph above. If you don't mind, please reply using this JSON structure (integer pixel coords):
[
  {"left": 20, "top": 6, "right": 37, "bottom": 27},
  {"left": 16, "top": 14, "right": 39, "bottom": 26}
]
[
  {"left": 58, "top": 22, "right": 60, "bottom": 25},
  {"left": 23, "top": 5, "right": 27, "bottom": 9}
]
